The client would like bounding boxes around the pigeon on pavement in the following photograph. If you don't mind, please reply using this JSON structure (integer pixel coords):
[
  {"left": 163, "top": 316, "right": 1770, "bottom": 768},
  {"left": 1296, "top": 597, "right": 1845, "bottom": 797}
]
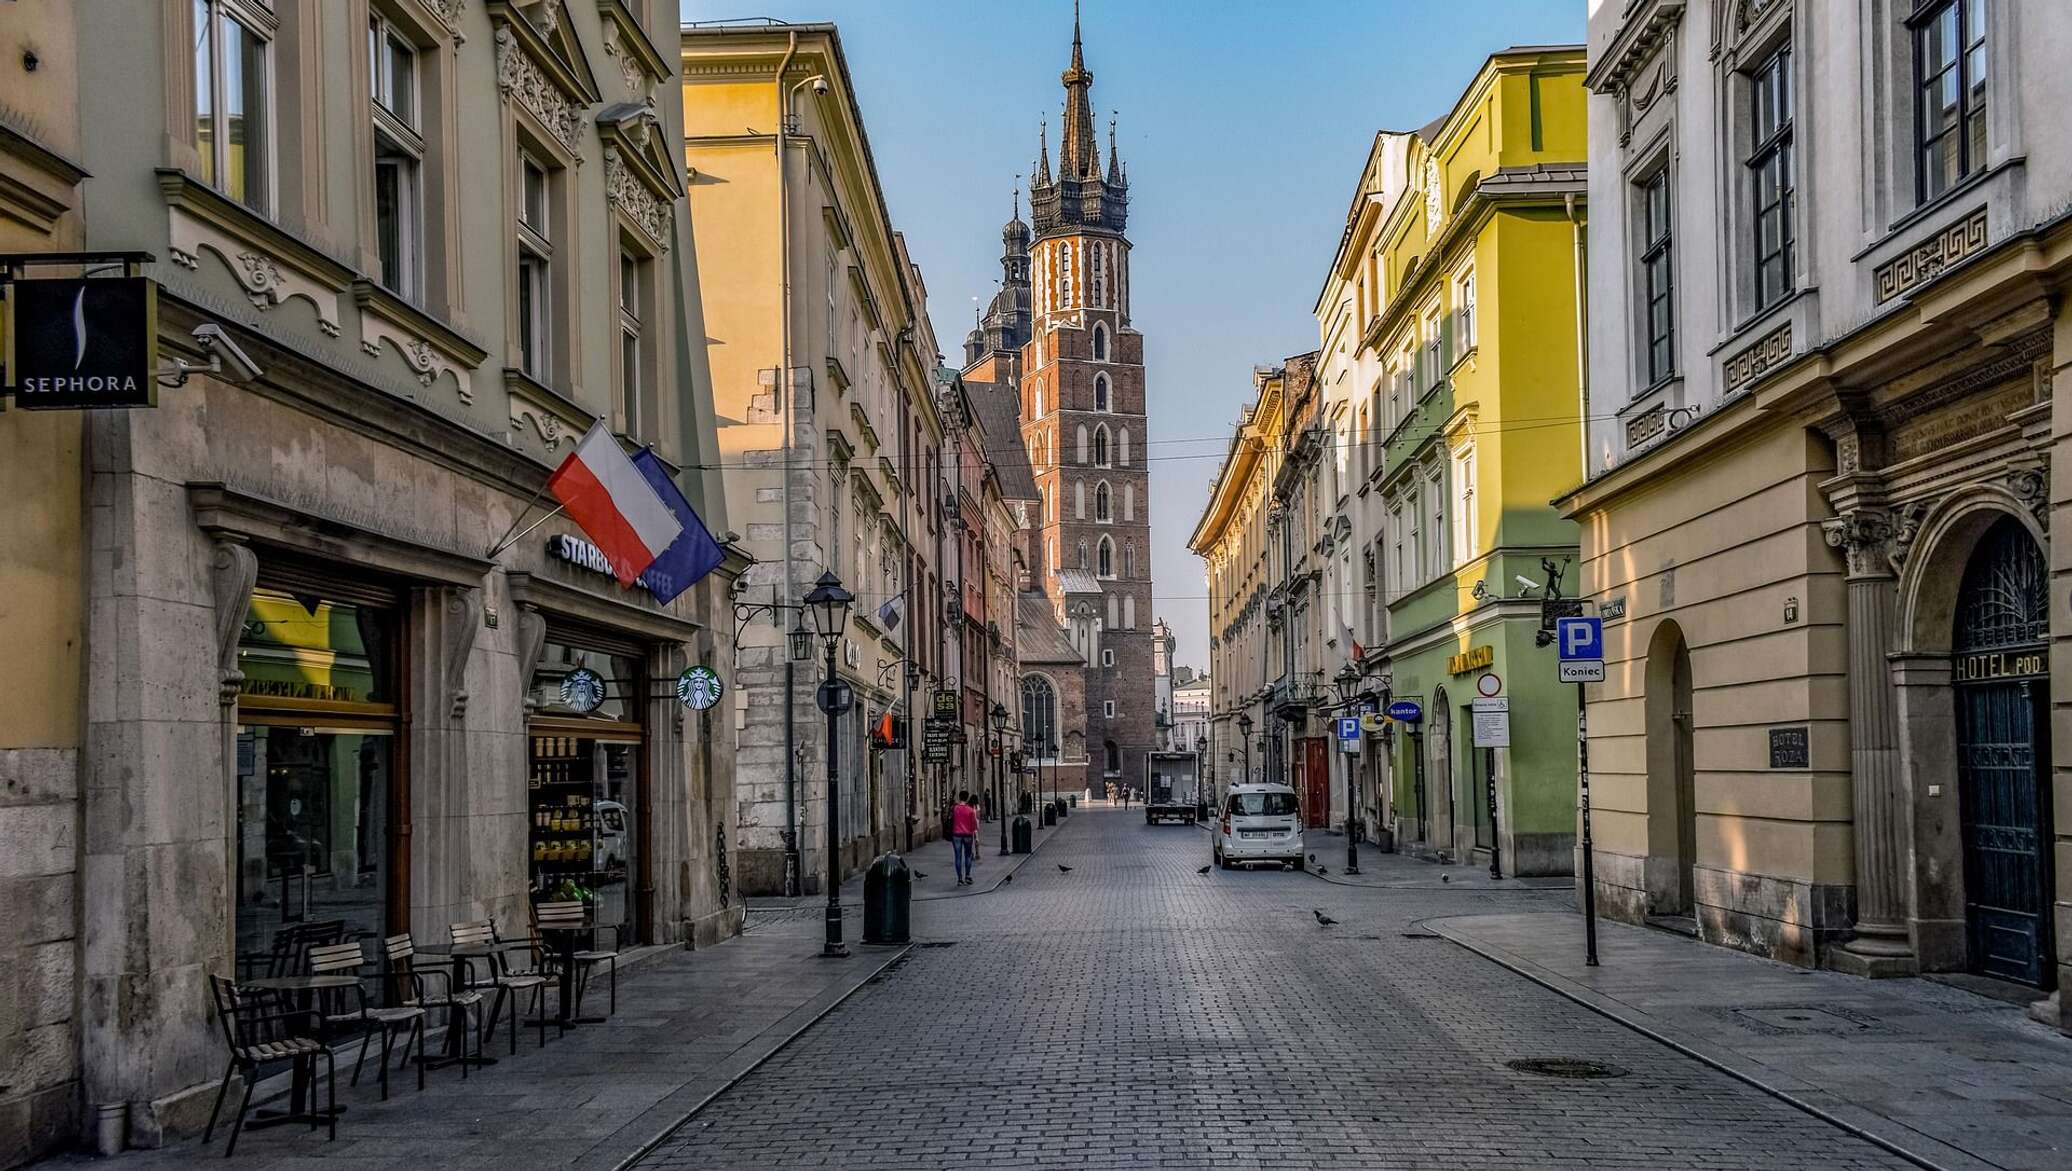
[
  {"left": 1316, "top": 867, "right": 1329, "bottom": 876},
  {"left": 1308, "top": 853, "right": 1318, "bottom": 864},
  {"left": 1196, "top": 865, "right": 1212, "bottom": 875},
  {"left": 1002, "top": 873, "right": 1012, "bottom": 884},
  {"left": 1057, "top": 864, "right": 1074, "bottom": 873},
  {"left": 1441, "top": 874, "right": 1451, "bottom": 883},
  {"left": 914, "top": 871, "right": 928, "bottom": 879},
  {"left": 1313, "top": 910, "right": 1338, "bottom": 927}
]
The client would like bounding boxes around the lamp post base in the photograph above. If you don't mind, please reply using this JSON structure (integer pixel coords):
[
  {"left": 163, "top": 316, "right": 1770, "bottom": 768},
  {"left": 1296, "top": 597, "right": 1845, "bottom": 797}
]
[{"left": 820, "top": 943, "right": 850, "bottom": 959}]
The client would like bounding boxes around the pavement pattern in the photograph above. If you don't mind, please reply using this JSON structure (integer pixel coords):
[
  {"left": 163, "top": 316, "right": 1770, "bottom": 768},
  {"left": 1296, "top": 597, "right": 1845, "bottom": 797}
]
[{"left": 636, "top": 807, "right": 1917, "bottom": 1170}]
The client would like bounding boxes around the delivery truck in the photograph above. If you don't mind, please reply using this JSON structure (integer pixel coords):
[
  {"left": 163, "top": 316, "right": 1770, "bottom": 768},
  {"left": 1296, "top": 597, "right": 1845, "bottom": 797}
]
[{"left": 1145, "top": 751, "right": 1201, "bottom": 825}]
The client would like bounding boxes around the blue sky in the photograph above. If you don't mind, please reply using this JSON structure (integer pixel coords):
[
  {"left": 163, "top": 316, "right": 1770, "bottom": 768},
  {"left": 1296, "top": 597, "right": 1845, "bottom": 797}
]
[{"left": 680, "top": 1, "right": 1587, "bottom": 670}]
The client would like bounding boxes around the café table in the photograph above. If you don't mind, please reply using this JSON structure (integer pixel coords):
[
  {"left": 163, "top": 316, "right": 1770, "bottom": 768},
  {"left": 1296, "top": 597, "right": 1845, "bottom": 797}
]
[
  {"left": 238, "top": 974, "right": 361, "bottom": 1128},
  {"left": 414, "top": 941, "right": 530, "bottom": 1068},
  {"left": 527, "top": 922, "right": 606, "bottom": 1030}
]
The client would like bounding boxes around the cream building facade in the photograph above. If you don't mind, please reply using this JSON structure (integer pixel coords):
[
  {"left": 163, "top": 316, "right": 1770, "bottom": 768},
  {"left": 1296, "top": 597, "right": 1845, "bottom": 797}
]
[
  {"left": 1574, "top": 0, "right": 2072, "bottom": 1024},
  {"left": 2, "top": 0, "right": 742, "bottom": 1159},
  {"left": 681, "top": 23, "right": 946, "bottom": 894}
]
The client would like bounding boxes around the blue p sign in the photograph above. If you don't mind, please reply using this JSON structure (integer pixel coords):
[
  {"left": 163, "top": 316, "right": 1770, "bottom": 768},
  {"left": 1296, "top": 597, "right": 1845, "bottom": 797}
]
[{"left": 1557, "top": 616, "right": 1603, "bottom": 662}]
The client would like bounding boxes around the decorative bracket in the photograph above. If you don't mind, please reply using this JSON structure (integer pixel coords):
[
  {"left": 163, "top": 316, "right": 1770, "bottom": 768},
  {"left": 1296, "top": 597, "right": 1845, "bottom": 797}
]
[{"left": 210, "top": 538, "right": 258, "bottom": 706}]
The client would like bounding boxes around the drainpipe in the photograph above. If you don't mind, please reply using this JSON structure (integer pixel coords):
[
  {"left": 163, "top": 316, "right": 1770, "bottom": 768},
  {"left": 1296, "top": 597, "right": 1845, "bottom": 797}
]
[
  {"left": 1565, "top": 192, "right": 1589, "bottom": 481},
  {"left": 775, "top": 32, "right": 801, "bottom": 896}
]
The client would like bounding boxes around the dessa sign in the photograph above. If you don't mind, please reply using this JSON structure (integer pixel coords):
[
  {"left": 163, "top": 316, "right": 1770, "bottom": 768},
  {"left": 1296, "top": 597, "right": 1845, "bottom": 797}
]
[{"left": 4, "top": 277, "right": 159, "bottom": 408}]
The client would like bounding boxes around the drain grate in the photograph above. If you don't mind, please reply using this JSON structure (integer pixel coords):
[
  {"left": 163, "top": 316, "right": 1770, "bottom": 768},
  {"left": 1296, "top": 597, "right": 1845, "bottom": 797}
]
[
  {"left": 914, "top": 941, "right": 957, "bottom": 949},
  {"left": 1506, "top": 1058, "right": 1629, "bottom": 1080},
  {"left": 1400, "top": 931, "right": 1443, "bottom": 940}
]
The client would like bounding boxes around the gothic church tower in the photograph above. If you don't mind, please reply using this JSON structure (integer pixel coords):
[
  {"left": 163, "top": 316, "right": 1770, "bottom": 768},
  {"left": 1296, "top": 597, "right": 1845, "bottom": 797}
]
[{"left": 1016, "top": 7, "right": 1153, "bottom": 786}]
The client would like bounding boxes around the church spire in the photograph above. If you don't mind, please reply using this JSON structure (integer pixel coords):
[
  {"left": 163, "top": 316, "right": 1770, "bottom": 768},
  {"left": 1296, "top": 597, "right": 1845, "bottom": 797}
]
[
  {"left": 1034, "top": 118, "right": 1051, "bottom": 187},
  {"left": 1059, "top": 0, "right": 1097, "bottom": 178}
]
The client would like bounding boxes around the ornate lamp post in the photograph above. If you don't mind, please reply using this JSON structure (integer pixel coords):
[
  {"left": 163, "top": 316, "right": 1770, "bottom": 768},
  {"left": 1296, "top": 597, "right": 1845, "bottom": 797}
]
[
  {"left": 990, "top": 701, "right": 1009, "bottom": 854},
  {"left": 1236, "top": 712, "right": 1254, "bottom": 786},
  {"left": 1334, "top": 662, "right": 1362, "bottom": 876},
  {"left": 1195, "top": 734, "right": 1210, "bottom": 820},
  {"left": 804, "top": 571, "right": 854, "bottom": 958}
]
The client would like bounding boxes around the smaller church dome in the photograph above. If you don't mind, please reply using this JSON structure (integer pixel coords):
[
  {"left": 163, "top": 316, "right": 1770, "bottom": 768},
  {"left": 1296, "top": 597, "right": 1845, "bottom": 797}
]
[{"left": 1003, "top": 214, "right": 1031, "bottom": 247}]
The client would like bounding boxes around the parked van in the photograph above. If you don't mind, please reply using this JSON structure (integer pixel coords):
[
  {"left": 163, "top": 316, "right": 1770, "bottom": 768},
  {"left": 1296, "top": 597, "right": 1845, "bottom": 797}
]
[{"left": 1211, "top": 783, "right": 1304, "bottom": 869}]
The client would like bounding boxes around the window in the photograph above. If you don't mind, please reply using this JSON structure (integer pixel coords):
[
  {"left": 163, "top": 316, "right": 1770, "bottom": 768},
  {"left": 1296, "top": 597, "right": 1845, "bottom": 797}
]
[
  {"left": 1388, "top": 503, "right": 1406, "bottom": 595},
  {"left": 517, "top": 153, "right": 553, "bottom": 379},
  {"left": 370, "top": 12, "right": 423, "bottom": 300},
  {"left": 1226, "top": 791, "right": 1298, "bottom": 817},
  {"left": 1455, "top": 268, "right": 1477, "bottom": 351},
  {"left": 1093, "top": 373, "right": 1109, "bottom": 411},
  {"left": 1123, "top": 542, "right": 1135, "bottom": 578},
  {"left": 1123, "top": 592, "right": 1135, "bottom": 628},
  {"left": 1077, "top": 424, "right": 1089, "bottom": 464},
  {"left": 1423, "top": 308, "right": 1443, "bottom": 389},
  {"left": 1034, "top": 388, "right": 1045, "bottom": 418},
  {"left": 1022, "top": 676, "right": 1057, "bottom": 757},
  {"left": 1916, "top": 0, "right": 1988, "bottom": 202},
  {"left": 1097, "top": 537, "right": 1114, "bottom": 578},
  {"left": 1095, "top": 481, "right": 1112, "bottom": 523},
  {"left": 1123, "top": 482, "right": 1134, "bottom": 521},
  {"left": 824, "top": 247, "right": 837, "bottom": 355},
  {"left": 1102, "top": 648, "right": 1115, "bottom": 667},
  {"left": 1059, "top": 242, "right": 1073, "bottom": 306},
  {"left": 1451, "top": 446, "right": 1477, "bottom": 566},
  {"left": 1090, "top": 244, "right": 1104, "bottom": 309},
  {"left": 1092, "top": 322, "right": 1108, "bottom": 361},
  {"left": 1104, "top": 740, "right": 1120, "bottom": 776},
  {"left": 1074, "top": 481, "right": 1084, "bottom": 519},
  {"left": 1426, "top": 467, "right": 1445, "bottom": 579},
  {"left": 1117, "top": 428, "right": 1129, "bottom": 466},
  {"left": 192, "top": 0, "right": 272, "bottom": 211},
  {"left": 1092, "top": 425, "right": 1110, "bottom": 468},
  {"left": 1077, "top": 540, "right": 1088, "bottom": 570},
  {"left": 618, "top": 250, "right": 649, "bottom": 438},
  {"left": 1640, "top": 169, "right": 1675, "bottom": 385},
  {"left": 1749, "top": 45, "right": 1795, "bottom": 312}
]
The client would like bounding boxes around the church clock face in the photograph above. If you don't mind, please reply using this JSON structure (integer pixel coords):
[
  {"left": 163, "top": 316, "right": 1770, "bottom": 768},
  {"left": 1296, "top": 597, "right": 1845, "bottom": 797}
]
[{"left": 1424, "top": 155, "right": 1443, "bottom": 236}]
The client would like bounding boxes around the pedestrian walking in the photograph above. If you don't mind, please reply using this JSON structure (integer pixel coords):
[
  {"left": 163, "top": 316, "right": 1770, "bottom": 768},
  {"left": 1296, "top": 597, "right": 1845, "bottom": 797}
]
[{"left": 951, "top": 791, "right": 979, "bottom": 886}]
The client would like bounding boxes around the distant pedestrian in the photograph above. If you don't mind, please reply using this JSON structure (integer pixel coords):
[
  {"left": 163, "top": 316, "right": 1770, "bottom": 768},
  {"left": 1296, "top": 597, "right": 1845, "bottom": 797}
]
[{"left": 951, "top": 791, "right": 979, "bottom": 886}]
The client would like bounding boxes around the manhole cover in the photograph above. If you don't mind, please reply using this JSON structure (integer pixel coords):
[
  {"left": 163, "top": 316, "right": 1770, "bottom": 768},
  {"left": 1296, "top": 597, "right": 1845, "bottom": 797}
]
[
  {"left": 1507, "top": 1058, "right": 1629, "bottom": 1079},
  {"left": 1728, "top": 1005, "right": 1878, "bottom": 1035}
]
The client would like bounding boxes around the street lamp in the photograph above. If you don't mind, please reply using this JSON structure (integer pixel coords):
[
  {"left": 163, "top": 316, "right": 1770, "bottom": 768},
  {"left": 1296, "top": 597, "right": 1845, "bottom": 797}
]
[
  {"left": 1048, "top": 739, "right": 1060, "bottom": 822},
  {"left": 1334, "top": 662, "right": 1362, "bottom": 876},
  {"left": 804, "top": 571, "right": 854, "bottom": 958},
  {"left": 787, "top": 613, "right": 813, "bottom": 663},
  {"left": 990, "top": 701, "right": 1009, "bottom": 854},
  {"left": 1195, "top": 734, "right": 1209, "bottom": 820},
  {"left": 1236, "top": 712, "right": 1254, "bottom": 786}
]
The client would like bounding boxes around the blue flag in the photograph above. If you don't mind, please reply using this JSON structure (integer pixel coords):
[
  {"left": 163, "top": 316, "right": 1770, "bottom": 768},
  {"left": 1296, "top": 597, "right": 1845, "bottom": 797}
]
[{"left": 630, "top": 449, "right": 725, "bottom": 605}]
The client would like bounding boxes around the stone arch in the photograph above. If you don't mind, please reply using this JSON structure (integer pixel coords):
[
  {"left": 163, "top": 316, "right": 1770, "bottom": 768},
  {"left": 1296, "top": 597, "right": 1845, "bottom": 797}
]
[
  {"left": 1644, "top": 618, "right": 1697, "bottom": 917},
  {"left": 1897, "top": 486, "right": 2047, "bottom": 657}
]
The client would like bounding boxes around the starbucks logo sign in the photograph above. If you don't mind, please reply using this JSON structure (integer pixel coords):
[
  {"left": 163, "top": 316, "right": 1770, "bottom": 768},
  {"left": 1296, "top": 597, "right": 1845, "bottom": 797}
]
[
  {"left": 677, "top": 665, "right": 723, "bottom": 711},
  {"left": 559, "top": 667, "right": 605, "bottom": 714}
]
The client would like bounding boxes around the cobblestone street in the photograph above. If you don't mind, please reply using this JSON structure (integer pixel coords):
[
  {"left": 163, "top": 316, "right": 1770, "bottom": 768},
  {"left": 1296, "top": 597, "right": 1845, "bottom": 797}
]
[{"left": 636, "top": 808, "right": 1918, "bottom": 1170}]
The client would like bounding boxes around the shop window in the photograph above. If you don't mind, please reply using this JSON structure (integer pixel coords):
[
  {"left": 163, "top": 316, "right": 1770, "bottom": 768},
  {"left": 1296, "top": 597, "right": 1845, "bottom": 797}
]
[
  {"left": 527, "top": 640, "right": 646, "bottom": 942},
  {"left": 234, "top": 586, "right": 398, "bottom": 978}
]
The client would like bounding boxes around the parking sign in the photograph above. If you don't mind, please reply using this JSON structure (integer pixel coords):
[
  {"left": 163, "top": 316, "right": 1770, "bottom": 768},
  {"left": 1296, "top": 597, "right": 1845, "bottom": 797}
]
[{"left": 1556, "top": 617, "right": 1603, "bottom": 662}]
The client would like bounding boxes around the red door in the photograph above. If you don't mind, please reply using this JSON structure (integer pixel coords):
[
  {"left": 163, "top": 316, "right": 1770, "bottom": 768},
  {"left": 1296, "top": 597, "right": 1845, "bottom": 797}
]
[{"left": 1300, "top": 738, "right": 1330, "bottom": 828}]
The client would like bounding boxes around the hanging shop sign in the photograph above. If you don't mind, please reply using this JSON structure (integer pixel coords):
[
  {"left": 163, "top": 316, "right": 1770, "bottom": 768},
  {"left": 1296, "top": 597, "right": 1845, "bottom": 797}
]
[
  {"left": 677, "top": 665, "right": 723, "bottom": 711},
  {"left": 922, "top": 718, "right": 955, "bottom": 763},
  {"left": 559, "top": 667, "right": 606, "bottom": 714},
  {"left": 4, "top": 277, "right": 159, "bottom": 409},
  {"left": 1386, "top": 699, "right": 1424, "bottom": 724},
  {"left": 932, "top": 688, "right": 959, "bottom": 719}
]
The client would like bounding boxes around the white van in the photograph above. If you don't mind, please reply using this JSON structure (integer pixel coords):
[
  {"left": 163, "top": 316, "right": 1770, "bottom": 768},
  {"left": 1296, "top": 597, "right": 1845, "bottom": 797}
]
[{"left": 1211, "top": 783, "right": 1304, "bottom": 869}]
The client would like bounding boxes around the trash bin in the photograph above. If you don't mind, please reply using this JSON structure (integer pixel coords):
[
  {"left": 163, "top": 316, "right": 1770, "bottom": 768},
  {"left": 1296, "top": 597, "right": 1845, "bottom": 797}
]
[
  {"left": 1070, "top": 795, "right": 1079, "bottom": 807},
  {"left": 1011, "top": 816, "right": 1033, "bottom": 854},
  {"left": 1055, "top": 798, "right": 1069, "bottom": 819},
  {"left": 861, "top": 852, "right": 911, "bottom": 944},
  {"left": 1042, "top": 804, "right": 1057, "bottom": 827}
]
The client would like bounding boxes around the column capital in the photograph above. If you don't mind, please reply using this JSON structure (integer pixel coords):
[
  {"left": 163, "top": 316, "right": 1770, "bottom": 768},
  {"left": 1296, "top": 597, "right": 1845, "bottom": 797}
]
[{"left": 1822, "top": 509, "right": 1897, "bottom": 580}]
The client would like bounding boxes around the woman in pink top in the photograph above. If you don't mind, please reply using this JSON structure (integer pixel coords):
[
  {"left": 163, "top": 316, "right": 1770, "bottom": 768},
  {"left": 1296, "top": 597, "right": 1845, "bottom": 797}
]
[{"left": 951, "top": 792, "right": 980, "bottom": 885}]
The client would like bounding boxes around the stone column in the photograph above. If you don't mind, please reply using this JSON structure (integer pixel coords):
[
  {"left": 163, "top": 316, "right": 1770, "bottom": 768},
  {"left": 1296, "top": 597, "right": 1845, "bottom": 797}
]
[{"left": 1823, "top": 511, "right": 1919, "bottom": 976}]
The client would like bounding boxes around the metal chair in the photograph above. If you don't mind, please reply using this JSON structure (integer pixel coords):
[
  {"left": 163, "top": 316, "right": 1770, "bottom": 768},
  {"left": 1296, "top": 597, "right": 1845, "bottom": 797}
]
[
  {"left": 305, "top": 941, "right": 426, "bottom": 1099},
  {"left": 381, "top": 934, "right": 484, "bottom": 1079},
  {"left": 449, "top": 920, "right": 550, "bottom": 1053},
  {"left": 237, "top": 919, "right": 345, "bottom": 982},
  {"left": 203, "top": 975, "right": 336, "bottom": 1157},
  {"left": 535, "top": 900, "right": 620, "bottom": 1016}
]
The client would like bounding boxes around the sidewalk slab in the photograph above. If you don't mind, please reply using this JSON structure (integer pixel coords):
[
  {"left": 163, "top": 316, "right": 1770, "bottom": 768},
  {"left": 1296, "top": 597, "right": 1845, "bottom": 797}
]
[
  {"left": 1430, "top": 910, "right": 2072, "bottom": 1171},
  {"left": 45, "top": 915, "right": 904, "bottom": 1170},
  {"left": 1288, "top": 828, "right": 1573, "bottom": 892}
]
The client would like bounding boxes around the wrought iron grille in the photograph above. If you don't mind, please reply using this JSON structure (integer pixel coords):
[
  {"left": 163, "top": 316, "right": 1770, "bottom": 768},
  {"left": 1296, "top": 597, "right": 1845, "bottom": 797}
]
[{"left": 1954, "top": 519, "right": 2047, "bottom": 654}]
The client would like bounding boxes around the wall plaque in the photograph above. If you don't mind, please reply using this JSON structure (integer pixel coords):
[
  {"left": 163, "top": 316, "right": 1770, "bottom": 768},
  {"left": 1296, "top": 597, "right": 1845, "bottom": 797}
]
[{"left": 1767, "top": 725, "right": 1809, "bottom": 770}]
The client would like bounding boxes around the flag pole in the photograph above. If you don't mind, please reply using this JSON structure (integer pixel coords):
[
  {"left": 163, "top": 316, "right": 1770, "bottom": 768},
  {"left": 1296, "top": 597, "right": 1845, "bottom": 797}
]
[{"left": 487, "top": 502, "right": 567, "bottom": 560}]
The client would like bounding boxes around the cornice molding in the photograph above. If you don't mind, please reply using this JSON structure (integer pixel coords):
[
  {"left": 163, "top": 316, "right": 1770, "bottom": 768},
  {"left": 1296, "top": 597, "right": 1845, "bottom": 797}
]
[{"left": 1586, "top": 0, "right": 1687, "bottom": 93}]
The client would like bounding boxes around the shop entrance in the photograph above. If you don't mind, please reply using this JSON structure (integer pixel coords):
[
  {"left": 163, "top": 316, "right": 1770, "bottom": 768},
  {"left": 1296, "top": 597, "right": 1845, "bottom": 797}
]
[
  {"left": 527, "top": 632, "right": 650, "bottom": 946},
  {"left": 1952, "top": 519, "right": 2055, "bottom": 987}
]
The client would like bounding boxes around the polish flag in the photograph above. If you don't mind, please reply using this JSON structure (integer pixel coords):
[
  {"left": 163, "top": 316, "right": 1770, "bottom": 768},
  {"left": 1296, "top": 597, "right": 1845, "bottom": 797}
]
[{"left": 546, "top": 423, "right": 683, "bottom": 586}]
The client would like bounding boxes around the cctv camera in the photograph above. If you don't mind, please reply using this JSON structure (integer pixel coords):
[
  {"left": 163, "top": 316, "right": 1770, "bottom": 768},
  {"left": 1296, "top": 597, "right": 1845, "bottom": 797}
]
[
  {"left": 811, "top": 77, "right": 829, "bottom": 96},
  {"left": 192, "top": 323, "right": 261, "bottom": 383},
  {"left": 1514, "top": 574, "right": 1542, "bottom": 593}
]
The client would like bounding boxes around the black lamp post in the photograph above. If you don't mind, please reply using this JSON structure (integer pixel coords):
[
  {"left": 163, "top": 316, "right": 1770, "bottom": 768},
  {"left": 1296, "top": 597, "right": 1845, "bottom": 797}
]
[
  {"left": 1048, "top": 739, "right": 1059, "bottom": 819},
  {"left": 990, "top": 701, "right": 1009, "bottom": 854},
  {"left": 1195, "top": 734, "right": 1209, "bottom": 820},
  {"left": 1236, "top": 712, "right": 1254, "bottom": 786},
  {"left": 1334, "top": 662, "right": 1362, "bottom": 876},
  {"left": 805, "top": 571, "right": 854, "bottom": 959}
]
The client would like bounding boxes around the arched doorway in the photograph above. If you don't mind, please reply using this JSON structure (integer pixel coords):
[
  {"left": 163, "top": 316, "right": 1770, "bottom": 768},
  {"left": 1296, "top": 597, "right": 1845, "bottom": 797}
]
[
  {"left": 1644, "top": 621, "right": 1697, "bottom": 917},
  {"left": 1429, "top": 685, "right": 1453, "bottom": 854},
  {"left": 1951, "top": 517, "right": 2055, "bottom": 986}
]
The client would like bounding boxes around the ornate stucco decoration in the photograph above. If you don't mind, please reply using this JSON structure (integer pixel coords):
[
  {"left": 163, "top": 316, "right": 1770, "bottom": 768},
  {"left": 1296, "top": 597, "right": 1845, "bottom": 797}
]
[
  {"left": 211, "top": 538, "right": 258, "bottom": 706},
  {"left": 426, "top": 0, "right": 468, "bottom": 43},
  {"left": 1823, "top": 510, "right": 1895, "bottom": 579},
  {"left": 604, "top": 143, "right": 671, "bottom": 252},
  {"left": 494, "top": 26, "right": 587, "bottom": 156},
  {"left": 1722, "top": 320, "right": 1793, "bottom": 396},
  {"left": 443, "top": 586, "right": 483, "bottom": 720},
  {"left": 352, "top": 281, "right": 489, "bottom": 403},
  {"left": 166, "top": 203, "right": 344, "bottom": 337},
  {"left": 1874, "top": 207, "right": 1989, "bottom": 304}
]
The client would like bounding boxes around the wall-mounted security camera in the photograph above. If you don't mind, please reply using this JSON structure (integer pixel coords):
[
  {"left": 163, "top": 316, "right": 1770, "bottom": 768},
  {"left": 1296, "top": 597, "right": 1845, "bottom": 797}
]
[
  {"left": 810, "top": 77, "right": 830, "bottom": 96},
  {"left": 1514, "top": 574, "right": 1543, "bottom": 593},
  {"left": 192, "top": 323, "right": 261, "bottom": 382}
]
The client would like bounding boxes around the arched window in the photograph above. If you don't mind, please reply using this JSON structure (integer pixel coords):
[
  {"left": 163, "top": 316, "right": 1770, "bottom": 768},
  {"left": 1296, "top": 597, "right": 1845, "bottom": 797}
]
[
  {"left": 1074, "top": 480, "right": 1084, "bottom": 519},
  {"left": 1034, "top": 388, "right": 1044, "bottom": 418},
  {"left": 1092, "top": 322, "right": 1108, "bottom": 361},
  {"left": 1104, "top": 740, "right": 1120, "bottom": 775},
  {"left": 1097, "top": 536, "right": 1114, "bottom": 578},
  {"left": 1117, "top": 427, "right": 1129, "bottom": 466},
  {"left": 1093, "top": 425, "right": 1110, "bottom": 467},
  {"left": 1059, "top": 242, "right": 1073, "bottom": 306},
  {"left": 1076, "top": 424, "right": 1089, "bottom": 464},
  {"left": 1077, "top": 540, "right": 1088, "bottom": 570},
  {"left": 1021, "top": 676, "right": 1057, "bottom": 758},
  {"left": 1090, "top": 244, "right": 1104, "bottom": 308},
  {"left": 1123, "top": 541, "right": 1135, "bottom": 578},
  {"left": 1093, "top": 373, "right": 1110, "bottom": 411},
  {"left": 1095, "top": 481, "right": 1112, "bottom": 522},
  {"left": 1123, "top": 483, "right": 1134, "bottom": 521}
]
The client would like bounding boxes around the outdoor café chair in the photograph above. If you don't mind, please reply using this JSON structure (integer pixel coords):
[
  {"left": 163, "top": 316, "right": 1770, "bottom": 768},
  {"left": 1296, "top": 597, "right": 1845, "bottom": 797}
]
[
  {"left": 305, "top": 940, "right": 426, "bottom": 1099},
  {"left": 203, "top": 974, "right": 337, "bottom": 1157},
  {"left": 381, "top": 934, "right": 485, "bottom": 1077},
  {"left": 450, "top": 920, "right": 550, "bottom": 1053},
  {"left": 535, "top": 899, "right": 621, "bottom": 1016}
]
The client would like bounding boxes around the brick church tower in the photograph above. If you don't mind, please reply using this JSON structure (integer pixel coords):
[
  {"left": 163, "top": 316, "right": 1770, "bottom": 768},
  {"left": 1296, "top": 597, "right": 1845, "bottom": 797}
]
[{"left": 1015, "top": 7, "right": 1154, "bottom": 787}]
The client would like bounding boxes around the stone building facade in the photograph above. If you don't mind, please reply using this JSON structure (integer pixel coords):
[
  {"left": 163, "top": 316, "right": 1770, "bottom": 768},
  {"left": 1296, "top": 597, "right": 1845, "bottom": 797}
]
[
  {"left": 0, "top": 0, "right": 741, "bottom": 1160},
  {"left": 1573, "top": 0, "right": 2072, "bottom": 1025}
]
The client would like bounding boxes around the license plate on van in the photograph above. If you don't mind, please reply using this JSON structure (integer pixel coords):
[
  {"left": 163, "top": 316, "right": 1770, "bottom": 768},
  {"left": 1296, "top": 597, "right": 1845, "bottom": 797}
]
[{"left": 1241, "top": 830, "right": 1268, "bottom": 839}]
